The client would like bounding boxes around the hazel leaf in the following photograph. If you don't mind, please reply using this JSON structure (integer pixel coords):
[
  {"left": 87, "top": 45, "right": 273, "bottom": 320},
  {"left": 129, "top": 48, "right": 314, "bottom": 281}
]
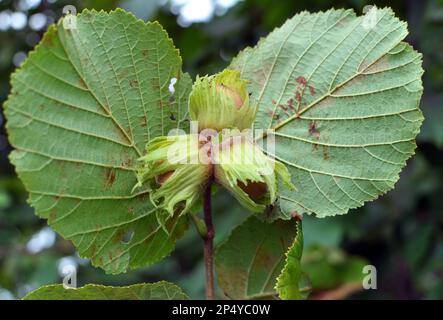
[
  {"left": 23, "top": 282, "right": 189, "bottom": 300},
  {"left": 275, "top": 220, "right": 310, "bottom": 300},
  {"left": 4, "top": 9, "right": 192, "bottom": 274},
  {"left": 230, "top": 8, "right": 424, "bottom": 218},
  {"left": 215, "top": 216, "right": 299, "bottom": 299}
]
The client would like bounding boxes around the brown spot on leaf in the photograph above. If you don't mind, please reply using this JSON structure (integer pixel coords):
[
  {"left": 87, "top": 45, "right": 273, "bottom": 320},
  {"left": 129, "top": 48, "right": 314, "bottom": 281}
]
[
  {"left": 49, "top": 209, "right": 57, "bottom": 221},
  {"left": 78, "top": 78, "right": 87, "bottom": 89},
  {"left": 104, "top": 168, "right": 116, "bottom": 188},
  {"left": 296, "top": 76, "right": 307, "bottom": 86},
  {"left": 123, "top": 157, "right": 133, "bottom": 168},
  {"left": 266, "top": 108, "right": 281, "bottom": 120},
  {"left": 309, "top": 121, "right": 320, "bottom": 139},
  {"left": 129, "top": 79, "right": 139, "bottom": 88},
  {"left": 56, "top": 161, "right": 67, "bottom": 180},
  {"left": 142, "top": 49, "right": 149, "bottom": 58},
  {"left": 287, "top": 98, "right": 295, "bottom": 111},
  {"left": 266, "top": 109, "right": 278, "bottom": 120},
  {"left": 322, "top": 145, "right": 330, "bottom": 160},
  {"left": 295, "top": 91, "right": 302, "bottom": 102},
  {"left": 308, "top": 85, "right": 316, "bottom": 96},
  {"left": 43, "top": 35, "right": 53, "bottom": 47},
  {"left": 278, "top": 104, "right": 291, "bottom": 116},
  {"left": 90, "top": 243, "right": 97, "bottom": 256}
]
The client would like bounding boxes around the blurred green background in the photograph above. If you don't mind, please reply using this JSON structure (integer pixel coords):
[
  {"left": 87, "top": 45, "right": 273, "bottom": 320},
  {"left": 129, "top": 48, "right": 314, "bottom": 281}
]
[{"left": 0, "top": 0, "right": 442, "bottom": 300}]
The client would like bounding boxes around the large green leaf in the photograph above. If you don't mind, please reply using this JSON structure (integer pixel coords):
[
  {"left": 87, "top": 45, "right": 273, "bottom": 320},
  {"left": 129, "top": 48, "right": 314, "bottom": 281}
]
[
  {"left": 23, "top": 282, "right": 189, "bottom": 300},
  {"left": 215, "top": 216, "right": 298, "bottom": 299},
  {"left": 275, "top": 220, "right": 309, "bottom": 299},
  {"left": 230, "top": 8, "right": 424, "bottom": 217},
  {"left": 4, "top": 9, "right": 192, "bottom": 274}
]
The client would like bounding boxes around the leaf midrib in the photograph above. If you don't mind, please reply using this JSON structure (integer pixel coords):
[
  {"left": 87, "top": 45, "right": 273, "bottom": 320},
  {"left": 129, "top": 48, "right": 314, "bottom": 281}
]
[
  {"left": 256, "top": 12, "right": 412, "bottom": 140},
  {"left": 57, "top": 20, "right": 142, "bottom": 157},
  {"left": 266, "top": 10, "right": 354, "bottom": 129}
]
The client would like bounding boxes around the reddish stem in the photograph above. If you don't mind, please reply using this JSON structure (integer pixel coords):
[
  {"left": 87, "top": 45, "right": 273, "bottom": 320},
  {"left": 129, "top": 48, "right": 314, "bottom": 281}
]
[{"left": 203, "top": 182, "right": 215, "bottom": 300}]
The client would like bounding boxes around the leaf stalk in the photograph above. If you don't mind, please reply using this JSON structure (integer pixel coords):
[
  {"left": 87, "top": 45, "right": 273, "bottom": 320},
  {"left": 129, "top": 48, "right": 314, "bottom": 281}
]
[{"left": 203, "top": 181, "right": 215, "bottom": 300}]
